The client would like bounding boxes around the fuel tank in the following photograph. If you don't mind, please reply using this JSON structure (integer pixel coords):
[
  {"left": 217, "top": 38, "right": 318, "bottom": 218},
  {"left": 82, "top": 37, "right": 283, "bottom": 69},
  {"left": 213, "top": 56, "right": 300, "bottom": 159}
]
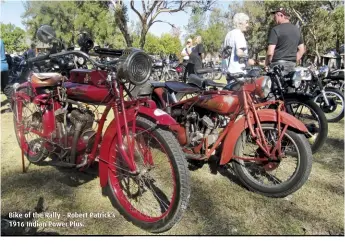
[
  {"left": 193, "top": 93, "right": 239, "bottom": 115},
  {"left": 64, "top": 69, "right": 111, "bottom": 104}
]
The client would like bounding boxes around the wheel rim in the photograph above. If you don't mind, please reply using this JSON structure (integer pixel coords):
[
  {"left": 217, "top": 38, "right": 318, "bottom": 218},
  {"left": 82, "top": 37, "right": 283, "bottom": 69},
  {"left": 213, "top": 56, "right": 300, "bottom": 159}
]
[
  {"left": 13, "top": 99, "right": 45, "bottom": 158},
  {"left": 314, "top": 91, "right": 344, "bottom": 121},
  {"left": 238, "top": 127, "right": 300, "bottom": 188},
  {"left": 108, "top": 126, "right": 177, "bottom": 222}
]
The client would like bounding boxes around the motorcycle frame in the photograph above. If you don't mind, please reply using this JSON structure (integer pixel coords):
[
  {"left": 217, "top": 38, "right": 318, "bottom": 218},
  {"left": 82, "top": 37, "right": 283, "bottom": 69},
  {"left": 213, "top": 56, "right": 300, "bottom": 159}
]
[
  {"left": 14, "top": 77, "right": 177, "bottom": 182},
  {"left": 154, "top": 83, "right": 308, "bottom": 165}
]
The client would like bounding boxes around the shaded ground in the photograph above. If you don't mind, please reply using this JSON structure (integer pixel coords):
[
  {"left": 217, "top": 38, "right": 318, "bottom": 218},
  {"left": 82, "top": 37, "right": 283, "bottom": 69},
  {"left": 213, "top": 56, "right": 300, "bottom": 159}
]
[{"left": 1, "top": 93, "right": 344, "bottom": 235}]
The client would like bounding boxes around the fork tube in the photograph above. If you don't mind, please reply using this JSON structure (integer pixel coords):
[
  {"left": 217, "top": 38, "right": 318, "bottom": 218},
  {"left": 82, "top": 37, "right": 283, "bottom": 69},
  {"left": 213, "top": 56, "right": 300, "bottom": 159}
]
[
  {"left": 247, "top": 92, "right": 270, "bottom": 150},
  {"left": 86, "top": 104, "right": 111, "bottom": 166},
  {"left": 118, "top": 84, "right": 135, "bottom": 165},
  {"left": 242, "top": 91, "right": 256, "bottom": 137}
]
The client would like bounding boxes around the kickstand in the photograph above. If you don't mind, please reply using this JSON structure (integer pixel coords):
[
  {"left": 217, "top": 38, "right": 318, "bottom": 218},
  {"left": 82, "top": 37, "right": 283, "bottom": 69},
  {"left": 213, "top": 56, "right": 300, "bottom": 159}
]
[{"left": 21, "top": 147, "right": 28, "bottom": 173}]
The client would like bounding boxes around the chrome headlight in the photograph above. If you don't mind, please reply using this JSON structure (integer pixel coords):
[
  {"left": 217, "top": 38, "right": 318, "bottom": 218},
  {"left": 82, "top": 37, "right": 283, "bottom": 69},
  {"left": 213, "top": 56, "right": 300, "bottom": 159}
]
[
  {"left": 292, "top": 71, "right": 302, "bottom": 88},
  {"left": 261, "top": 76, "right": 272, "bottom": 98}
]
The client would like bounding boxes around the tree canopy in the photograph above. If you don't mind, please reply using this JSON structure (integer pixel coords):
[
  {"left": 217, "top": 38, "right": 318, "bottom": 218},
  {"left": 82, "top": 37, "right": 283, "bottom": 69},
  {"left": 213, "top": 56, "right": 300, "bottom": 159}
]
[{"left": 0, "top": 23, "right": 27, "bottom": 53}]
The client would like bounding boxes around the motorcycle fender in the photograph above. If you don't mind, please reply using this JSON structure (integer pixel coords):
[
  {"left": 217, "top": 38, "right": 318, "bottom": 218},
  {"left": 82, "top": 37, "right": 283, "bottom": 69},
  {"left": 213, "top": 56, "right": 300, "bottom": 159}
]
[
  {"left": 99, "top": 107, "right": 178, "bottom": 187},
  {"left": 219, "top": 109, "right": 308, "bottom": 165},
  {"left": 283, "top": 92, "right": 314, "bottom": 100}
]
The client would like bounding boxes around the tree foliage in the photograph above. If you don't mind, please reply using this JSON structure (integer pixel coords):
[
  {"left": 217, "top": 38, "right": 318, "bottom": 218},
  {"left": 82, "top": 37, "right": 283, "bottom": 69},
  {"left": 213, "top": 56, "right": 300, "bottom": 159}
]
[
  {"left": 21, "top": 1, "right": 125, "bottom": 48},
  {"left": 0, "top": 23, "right": 27, "bottom": 53},
  {"left": 109, "top": 0, "right": 215, "bottom": 49}
]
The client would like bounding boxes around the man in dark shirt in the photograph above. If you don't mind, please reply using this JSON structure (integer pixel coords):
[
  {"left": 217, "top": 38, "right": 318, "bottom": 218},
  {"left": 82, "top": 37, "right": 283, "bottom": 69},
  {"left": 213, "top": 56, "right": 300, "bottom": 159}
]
[
  {"left": 23, "top": 43, "right": 36, "bottom": 59},
  {"left": 265, "top": 7, "right": 305, "bottom": 74}
]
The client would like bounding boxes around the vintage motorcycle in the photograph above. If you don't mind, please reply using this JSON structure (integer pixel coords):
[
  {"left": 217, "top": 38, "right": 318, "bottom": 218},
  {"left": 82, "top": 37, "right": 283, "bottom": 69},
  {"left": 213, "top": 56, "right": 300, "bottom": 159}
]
[
  {"left": 11, "top": 25, "right": 191, "bottom": 233},
  {"left": 295, "top": 65, "right": 344, "bottom": 123},
  {"left": 138, "top": 73, "right": 313, "bottom": 198}
]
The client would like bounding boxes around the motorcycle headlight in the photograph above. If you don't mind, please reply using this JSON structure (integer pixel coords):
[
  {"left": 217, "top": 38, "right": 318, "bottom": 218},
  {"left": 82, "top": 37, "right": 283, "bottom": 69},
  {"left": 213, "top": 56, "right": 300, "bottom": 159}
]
[
  {"left": 292, "top": 71, "right": 302, "bottom": 88},
  {"left": 77, "top": 57, "right": 85, "bottom": 65},
  {"left": 260, "top": 76, "right": 272, "bottom": 98}
]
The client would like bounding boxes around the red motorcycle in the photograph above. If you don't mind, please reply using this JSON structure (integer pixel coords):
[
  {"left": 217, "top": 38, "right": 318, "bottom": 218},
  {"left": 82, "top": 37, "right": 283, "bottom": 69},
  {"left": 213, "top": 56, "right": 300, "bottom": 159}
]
[
  {"left": 11, "top": 26, "right": 190, "bottom": 233},
  {"left": 143, "top": 73, "right": 313, "bottom": 198}
]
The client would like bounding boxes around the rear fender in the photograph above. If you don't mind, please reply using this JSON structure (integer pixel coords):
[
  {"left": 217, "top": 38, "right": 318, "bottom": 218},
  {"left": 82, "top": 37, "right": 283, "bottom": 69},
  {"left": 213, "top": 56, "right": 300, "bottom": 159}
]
[
  {"left": 99, "top": 106, "right": 178, "bottom": 187},
  {"left": 219, "top": 109, "right": 308, "bottom": 165}
]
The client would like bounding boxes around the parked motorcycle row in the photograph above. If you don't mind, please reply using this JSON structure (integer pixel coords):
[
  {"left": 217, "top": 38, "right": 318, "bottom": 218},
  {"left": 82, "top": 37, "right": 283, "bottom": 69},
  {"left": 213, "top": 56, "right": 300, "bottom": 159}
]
[
  {"left": 148, "top": 56, "right": 223, "bottom": 82},
  {"left": 6, "top": 25, "right": 344, "bottom": 233}
]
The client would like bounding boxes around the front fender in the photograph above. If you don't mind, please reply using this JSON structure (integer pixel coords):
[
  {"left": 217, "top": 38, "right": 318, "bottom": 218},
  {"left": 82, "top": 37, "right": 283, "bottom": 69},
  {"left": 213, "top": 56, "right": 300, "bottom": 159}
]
[
  {"left": 219, "top": 109, "right": 308, "bottom": 165},
  {"left": 283, "top": 92, "right": 314, "bottom": 100},
  {"left": 98, "top": 106, "right": 178, "bottom": 187}
]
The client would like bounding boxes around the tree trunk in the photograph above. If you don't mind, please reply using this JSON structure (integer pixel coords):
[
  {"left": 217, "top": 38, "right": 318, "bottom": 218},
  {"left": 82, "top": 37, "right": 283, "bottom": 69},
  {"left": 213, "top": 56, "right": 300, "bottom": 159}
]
[{"left": 139, "top": 25, "right": 148, "bottom": 49}]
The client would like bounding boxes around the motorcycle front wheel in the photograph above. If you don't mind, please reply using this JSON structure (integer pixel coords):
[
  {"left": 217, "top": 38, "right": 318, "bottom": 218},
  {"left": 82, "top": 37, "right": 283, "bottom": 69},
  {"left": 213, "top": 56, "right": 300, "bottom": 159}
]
[
  {"left": 314, "top": 87, "right": 344, "bottom": 123},
  {"left": 284, "top": 98, "right": 328, "bottom": 153},
  {"left": 232, "top": 123, "right": 312, "bottom": 198},
  {"left": 106, "top": 116, "right": 191, "bottom": 233}
]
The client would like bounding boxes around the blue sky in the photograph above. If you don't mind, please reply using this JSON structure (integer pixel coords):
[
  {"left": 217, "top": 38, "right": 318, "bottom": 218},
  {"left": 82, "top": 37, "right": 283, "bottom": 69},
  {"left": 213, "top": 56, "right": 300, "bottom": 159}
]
[{"left": 0, "top": 0, "right": 231, "bottom": 40}]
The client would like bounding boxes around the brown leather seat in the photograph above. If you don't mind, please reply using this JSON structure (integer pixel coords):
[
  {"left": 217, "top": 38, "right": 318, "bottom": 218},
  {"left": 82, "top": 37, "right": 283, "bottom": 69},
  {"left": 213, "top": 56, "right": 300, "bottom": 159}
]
[{"left": 31, "top": 73, "right": 63, "bottom": 88}]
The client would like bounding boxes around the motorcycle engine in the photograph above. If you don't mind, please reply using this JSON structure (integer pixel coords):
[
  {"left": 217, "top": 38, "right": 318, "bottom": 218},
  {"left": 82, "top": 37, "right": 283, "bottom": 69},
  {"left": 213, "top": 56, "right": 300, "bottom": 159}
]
[
  {"left": 55, "top": 107, "right": 96, "bottom": 154},
  {"left": 185, "top": 110, "right": 221, "bottom": 150}
]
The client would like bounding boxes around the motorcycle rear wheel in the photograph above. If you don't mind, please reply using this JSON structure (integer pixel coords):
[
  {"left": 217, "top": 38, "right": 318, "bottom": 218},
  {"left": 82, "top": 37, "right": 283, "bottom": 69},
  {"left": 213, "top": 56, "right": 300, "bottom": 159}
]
[
  {"left": 12, "top": 88, "right": 48, "bottom": 163},
  {"left": 106, "top": 116, "right": 190, "bottom": 233},
  {"left": 232, "top": 123, "right": 312, "bottom": 198}
]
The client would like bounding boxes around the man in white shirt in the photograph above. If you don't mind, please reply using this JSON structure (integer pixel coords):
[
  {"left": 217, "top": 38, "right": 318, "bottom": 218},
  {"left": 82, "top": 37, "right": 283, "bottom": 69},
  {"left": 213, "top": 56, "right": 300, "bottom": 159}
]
[
  {"left": 181, "top": 38, "right": 193, "bottom": 61},
  {"left": 223, "top": 13, "right": 254, "bottom": 74}
]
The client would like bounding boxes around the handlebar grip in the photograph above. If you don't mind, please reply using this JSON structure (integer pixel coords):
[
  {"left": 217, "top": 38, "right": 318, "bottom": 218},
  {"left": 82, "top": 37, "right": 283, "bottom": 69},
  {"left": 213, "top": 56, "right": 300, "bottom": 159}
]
[{"left": 27, "top": 54, "right": 50, "bottom": 63}]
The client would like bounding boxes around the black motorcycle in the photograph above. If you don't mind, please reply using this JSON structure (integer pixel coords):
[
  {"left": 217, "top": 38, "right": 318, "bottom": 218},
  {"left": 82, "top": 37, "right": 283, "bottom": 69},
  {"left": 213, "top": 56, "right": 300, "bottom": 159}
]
[{"left": 296, "top": 65, "right": 344, "bottom": 123}]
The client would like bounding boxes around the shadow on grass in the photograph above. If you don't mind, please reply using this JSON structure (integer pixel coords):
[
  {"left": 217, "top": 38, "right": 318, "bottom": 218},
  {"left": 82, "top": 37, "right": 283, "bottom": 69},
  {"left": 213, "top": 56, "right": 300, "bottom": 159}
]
[
  {"left": 1, "top": 197, "right": 60, "bottom": 235},
  {"left": 325, "top": 137, "right": 344, "bottom": 151}
]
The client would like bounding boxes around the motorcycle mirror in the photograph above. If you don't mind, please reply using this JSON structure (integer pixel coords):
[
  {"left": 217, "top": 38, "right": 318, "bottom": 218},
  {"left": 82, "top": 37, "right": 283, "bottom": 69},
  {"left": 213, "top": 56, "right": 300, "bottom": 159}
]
[{"left": 37, "top": 25, "right": 57, "bottom": 44}]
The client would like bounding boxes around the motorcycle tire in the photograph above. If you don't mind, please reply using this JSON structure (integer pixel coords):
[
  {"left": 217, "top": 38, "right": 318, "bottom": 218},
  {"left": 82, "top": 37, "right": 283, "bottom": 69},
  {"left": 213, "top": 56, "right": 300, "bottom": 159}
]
[
  {"left": 314, "top": 87, "right": 344, "bottom": 123},
  {"left": 284, "top": 97, "right": 328, "bottom": 154},
  {"left": 105, "top": 116, "right": 191, "bottom": 233},
  {"left": 12, "top": 88, "right": 48, "bottom": 163},
  {"left": 233, "top": 123, "right": 312, "bottom": 198}
]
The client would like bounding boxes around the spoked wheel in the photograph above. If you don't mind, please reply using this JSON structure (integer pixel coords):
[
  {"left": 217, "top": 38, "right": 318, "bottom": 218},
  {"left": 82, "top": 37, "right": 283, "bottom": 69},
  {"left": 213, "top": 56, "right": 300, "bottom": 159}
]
[
  {"left": 284, "top": 98, "right": 328, "bottom": 153},
  {"left": 106, "top": 116, "right": 190, "bottom": 233},
  {"left": 314, "top": 87, "right": 344, "bottom": 123},
  {"left": 232, "top": 123, "right": 312, "bottom": 198},
  {"left": 12, "top": 90, "right": 48, "bottom": 163}
]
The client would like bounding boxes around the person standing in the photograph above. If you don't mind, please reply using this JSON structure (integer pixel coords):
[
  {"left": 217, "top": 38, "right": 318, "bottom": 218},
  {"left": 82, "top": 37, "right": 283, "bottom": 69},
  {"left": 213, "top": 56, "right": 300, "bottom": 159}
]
[
  {"left": 264, "top": 7, "right": 305, "bottom": 74},
  {"left": 181, "top": 38, "right": 193, "bottom": 82},
  {"left": 23, "top": 43, "right": 36, "bottom": 59},
  {"left": 185, "top": 36, "right": 204, "bottom": 81},
  {"left": 0, "top": 39, "right": 10, "bottom": 99},
  {"left": 223, "top": 13, "right": 255, "bottom": 74}
]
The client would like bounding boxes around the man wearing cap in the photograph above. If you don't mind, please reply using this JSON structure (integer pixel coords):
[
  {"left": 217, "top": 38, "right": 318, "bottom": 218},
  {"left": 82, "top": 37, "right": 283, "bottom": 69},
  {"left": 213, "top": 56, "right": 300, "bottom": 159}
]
[
  {"left": 265, "top": 7, "right": 305, "bottom": 74},
  {"left": 181, "top": 38, "right": 193, "bottom": 82}
]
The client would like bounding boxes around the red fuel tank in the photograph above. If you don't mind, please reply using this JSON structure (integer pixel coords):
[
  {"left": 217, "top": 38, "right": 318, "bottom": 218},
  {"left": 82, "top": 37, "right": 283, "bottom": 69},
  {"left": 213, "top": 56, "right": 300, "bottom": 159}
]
[
  {"left": 64, "top": 69, "right": 111, "bottom": 104},
  {"left": 194, "top": 93, "right": 239, "bottom": 115}
]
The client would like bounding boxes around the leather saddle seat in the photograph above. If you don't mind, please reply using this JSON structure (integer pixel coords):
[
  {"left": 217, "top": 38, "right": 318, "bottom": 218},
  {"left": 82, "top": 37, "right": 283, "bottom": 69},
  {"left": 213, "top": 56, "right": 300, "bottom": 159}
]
[{"left": 31, "top": 73, "right": 63, "bottom": 88}]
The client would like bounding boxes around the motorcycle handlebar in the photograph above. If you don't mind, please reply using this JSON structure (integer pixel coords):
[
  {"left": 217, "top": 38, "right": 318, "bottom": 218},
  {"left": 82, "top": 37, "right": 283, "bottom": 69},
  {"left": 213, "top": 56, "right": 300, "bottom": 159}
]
[
  {"left": 49, "top": 50, "right": 112, "bottom": 70},
  {"left": 27, "top": 54, "right": 50, "bottom": 63}
]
